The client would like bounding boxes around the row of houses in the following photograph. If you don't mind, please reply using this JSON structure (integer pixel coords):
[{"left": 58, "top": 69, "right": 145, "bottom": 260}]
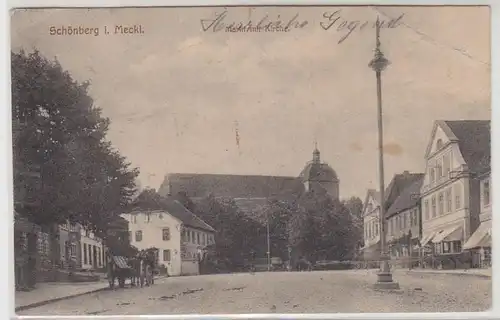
[
  {"left": 15, "top": 197, "right": 217, "bottom": 290},
  {"left": 361, "top": 120, "right": 491, "bottom": 269}
]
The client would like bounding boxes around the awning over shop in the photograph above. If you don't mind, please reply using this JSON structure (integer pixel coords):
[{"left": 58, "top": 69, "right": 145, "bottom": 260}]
[
  {"left": 432, "top": 225, "right": 463, "bottom": 243},
  {"left": 420, "top": 231, "right": 436, "bottom": 247},
  {"left": 463, "top": 220, "right": 492, "bottom": 250}
]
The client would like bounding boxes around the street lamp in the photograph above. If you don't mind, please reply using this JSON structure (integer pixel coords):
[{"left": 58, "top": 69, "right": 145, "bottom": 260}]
[
  {"left": 287, "top": 245, "right": 292, "bottom": 271},
  {"left": 266, "top": 210, "right": 271, "bottom": 272},
  {"left": 369, "top": 17, "right": 400, "bottom": 290}
]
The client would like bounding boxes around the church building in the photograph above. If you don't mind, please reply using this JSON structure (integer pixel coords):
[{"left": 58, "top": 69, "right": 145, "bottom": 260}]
[{"left": 158, "top": 146, "right": 340, "bottom": 214}]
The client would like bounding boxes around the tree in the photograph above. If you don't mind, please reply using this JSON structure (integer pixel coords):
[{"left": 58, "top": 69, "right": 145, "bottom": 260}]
[
  {"left": 130, "top": 187, "right": 168, "bottom": 211},
  {"left": 343, "top": 196, "right": 365, "bottom": 256},
  {"left": 11, "top": 50, "right": 139, "bottom": 263},
  {"left": 344, "top": 196, "right": 364, "bottom": 220},
  {"left": 286, "top": 191, "right": 361, "bottom": 263},
  {"left": 194, "top": 195, "right": 262, "bottom": 269}
]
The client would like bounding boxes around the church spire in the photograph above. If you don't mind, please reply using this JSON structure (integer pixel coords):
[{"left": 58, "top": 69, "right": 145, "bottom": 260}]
[{"left": 313, "top": 141, "right": 320, "bottom": 164}]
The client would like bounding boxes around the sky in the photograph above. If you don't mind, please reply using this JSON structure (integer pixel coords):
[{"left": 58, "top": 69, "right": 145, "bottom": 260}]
[{"left": 10, "top": 6, "right": 491, "bottom": 199}]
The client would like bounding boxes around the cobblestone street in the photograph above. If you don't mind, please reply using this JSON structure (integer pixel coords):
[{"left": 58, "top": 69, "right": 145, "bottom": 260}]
[{"left": 17, "top": 270, "right": 492, "bottom": 315}]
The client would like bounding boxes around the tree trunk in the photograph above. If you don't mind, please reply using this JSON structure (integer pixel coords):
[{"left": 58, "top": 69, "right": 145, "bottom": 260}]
[{"left": 49, "top": 223, "right": 61, "bottom": 279}]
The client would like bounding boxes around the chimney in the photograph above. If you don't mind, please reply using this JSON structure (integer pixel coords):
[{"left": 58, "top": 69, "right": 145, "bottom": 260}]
[{"left": 403, "top": 171, "right": 410, "bottom": 176}]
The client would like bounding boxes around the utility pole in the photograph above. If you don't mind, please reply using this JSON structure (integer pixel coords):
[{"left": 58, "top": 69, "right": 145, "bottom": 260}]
[
  {"left": 369, "top": 16, "right": 399, "bottom": 290},
  {"left": 266, "top": 210, "right": 271, "bottom": 271}
]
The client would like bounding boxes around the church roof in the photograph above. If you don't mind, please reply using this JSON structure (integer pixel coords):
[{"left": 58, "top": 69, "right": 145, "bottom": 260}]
[
  {"left": 299, "top": 162, "right": 338, "bottom": 182},
  {"left": 158, "top": 173, "right": 303, "bottom": 199}
]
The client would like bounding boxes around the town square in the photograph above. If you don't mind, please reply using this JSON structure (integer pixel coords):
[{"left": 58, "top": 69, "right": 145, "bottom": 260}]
[{"left": 11, "top": 5, "right": 491, "bottom": 315}]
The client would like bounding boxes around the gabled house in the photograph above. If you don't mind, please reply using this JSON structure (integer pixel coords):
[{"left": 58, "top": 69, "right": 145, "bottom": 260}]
[
  {"left": 385, "top": 175, "right": 424, "bottom": 265},
  {"left": 420, "top": 120, "right": 490, "bottom": 268},
  {"left": 122, "top": 199, "right": 215, "bottom": 276}
]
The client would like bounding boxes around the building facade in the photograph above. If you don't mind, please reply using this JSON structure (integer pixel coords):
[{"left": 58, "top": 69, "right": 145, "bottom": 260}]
[
  {"left": 361, "top": 189, "right": 381, "bottom": 261},
  {"left": 79, "top": 229, "right": 105, "bottom": 271},
  {"left": 420, "top": 120, "right": 490, "bottom": 268},
  {"left": 362, "top": 171, "right": 424, "bottom": 263},
  {"left": 58, "top": 222, "right": 106, "bottom": 271},
  {"left": 122, "top": 200, "right": 215, "bottom": 276},
  {"left": 385, "top": 176, "right": 424, "bottom": 266},
  {"left": 463, "top": 170, "right": 491, "bottom": 266}
]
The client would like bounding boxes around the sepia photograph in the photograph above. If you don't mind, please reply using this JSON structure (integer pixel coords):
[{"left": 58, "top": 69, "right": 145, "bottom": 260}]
[{"left": 11, "top": 5, "right": 491, "bottom": 315}]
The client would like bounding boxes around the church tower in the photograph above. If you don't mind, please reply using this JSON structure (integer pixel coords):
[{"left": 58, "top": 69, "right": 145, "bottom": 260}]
[{"left": 299, "top": 144, "right": 340, "bottom": 199}]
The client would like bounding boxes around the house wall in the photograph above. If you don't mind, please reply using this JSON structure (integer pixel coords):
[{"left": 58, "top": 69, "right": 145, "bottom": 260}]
[
  {"left": 421, "top": 124, "right": 474, "bottom": 246},
  {"left": 363, "top": 199, "right": 380, "bottom": 247},
  {"left": 80, "top": 229, "right": 105, "bottom": 270},
  {"left": 180, "top": 226, "right": 215, "bottom": 275},
  {"left": 123, "top": 211, "right": 183, "bottom": 276},
  {"left": 479, "top": 174, "right": 492, "bottom": 222},
  {"left": 387, "top": 206, "right": 421, "bottom": 242},
  {"left": 362, "top": 194, "right": 381, "bottom": 261}
]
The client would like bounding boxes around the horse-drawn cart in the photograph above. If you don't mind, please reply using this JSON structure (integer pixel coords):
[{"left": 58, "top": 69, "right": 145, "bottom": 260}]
[{"left": 107, "top": 254, "right": 135, "bottom": 288}]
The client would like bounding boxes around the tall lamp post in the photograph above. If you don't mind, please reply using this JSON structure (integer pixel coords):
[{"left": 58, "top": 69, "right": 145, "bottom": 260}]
[
  {"left": 266, "top": 211, "right": 271, "bottom": 272},
  {"left": 369, "top": 17, "right": 400, "bottom": 290}
]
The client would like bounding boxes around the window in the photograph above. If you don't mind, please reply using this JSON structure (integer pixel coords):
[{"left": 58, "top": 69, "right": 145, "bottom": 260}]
[
  {"left": 37, "top": 232, "right": 49, "bottom": 255},
  {"left": 436, "top": 160, "right": 443, "bottom": 178},
  {"left": 424, "top": 200, "right": 430, "bottom": 220},
  {"left": 438, "top": 192, "right": 444, "bottom": 215},
  {"left": 135, "top": 230, "right": 143, "bottom": 242},
  {"left": 162, "top": 228, "right": 171, "bottom": 241},
  {"left": 455, "top": 185, "right": 462, "bottom": 209},
  {"left": 197, "top": 232, "right": 200, "bottom": 244},
  {"left": 187, "top": 231, "right": 191, "bottom": 242},
  {"left": 430, "top": 168, "right": 435, "bottom": 183},
  {"left": 144, "top": 214, "right": 150, "bottom": 223},
  {"left": 445, "top": 188, "right": 452, "bottom": 212},
  {"left": 431, "top": 196, "right": 437, "bottom": 218},
  {"left": 375, "top": 221, "right": 379, "bottom": 236},
  {"left": 97, "top": 247, "right": 101, "bottom": 266},
  {"left": 435, "top": 242, "right": 442, "bottom": 255},
  {"left": 443, "top": 241, "right": 450, "bottom": 254},
  {"left": 483, "top": 180, "right": 490, "bottom": 206},
  {"left": 89, "top": 245, "right": 93, "bottom": 265},
  {"left": 452, "top": 241, "right": 462, "bottom": 253},
  {"left": 443, "top": 154, "right": 450, "bottom": 178},
  {"left": 159, "top": 212, "right": 164, "bottom": 219},
  {"left": 83, "top": 243, "right": 88, "bottom": 264},
  {"left": 163, "top": 249, "right": 171, "bottom": 262},
  {"left": 132, "top": 215, "right": 137, "bottom": 224},
  {"left": 436, "top": 139, "right": 443, "bottom": 150}
]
